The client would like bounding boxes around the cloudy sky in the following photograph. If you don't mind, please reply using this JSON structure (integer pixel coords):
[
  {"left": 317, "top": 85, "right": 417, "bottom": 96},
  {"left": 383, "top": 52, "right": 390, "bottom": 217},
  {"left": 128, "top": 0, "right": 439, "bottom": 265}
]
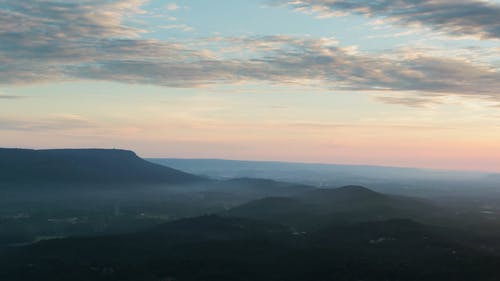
[{"left": 1, "top": 0, "right": 500, "bottom": 172}]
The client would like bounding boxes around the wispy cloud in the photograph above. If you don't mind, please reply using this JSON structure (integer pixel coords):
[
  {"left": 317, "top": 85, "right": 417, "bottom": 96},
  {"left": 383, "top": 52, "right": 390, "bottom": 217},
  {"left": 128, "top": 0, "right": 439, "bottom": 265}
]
[
  {"left": 159, "top": 24, "right": 194, "bottom": 32},
  {"left": 0, "top": 93, "right": 24, "bottom": 100},
  {"left": 279, "top": 0, "right": 500, "bottom": 40},
  {"left": 166, "top": 3, "right": 179, "bottom": 11},
  {"left": 0, "top": 114, "right": 95, "bottom": 132},
  {"left": 67, "top": 36, "right": 500, "bottom": 105},
  {"left": 374, "top": 94, "right": 442, "bottom": 108}
]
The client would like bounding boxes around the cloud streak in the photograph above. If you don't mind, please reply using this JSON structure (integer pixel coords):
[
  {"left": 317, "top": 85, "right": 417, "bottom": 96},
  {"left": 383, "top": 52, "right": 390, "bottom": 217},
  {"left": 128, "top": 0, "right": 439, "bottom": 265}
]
[
  {"left": 0, "top": 114, "right": 95, "bottom": 132},
  {"left": 0, "top": 94, "right": 24, "bottom": 100},
  {"left": 280, "top": 0, "right": 500, "bottom": 40}
]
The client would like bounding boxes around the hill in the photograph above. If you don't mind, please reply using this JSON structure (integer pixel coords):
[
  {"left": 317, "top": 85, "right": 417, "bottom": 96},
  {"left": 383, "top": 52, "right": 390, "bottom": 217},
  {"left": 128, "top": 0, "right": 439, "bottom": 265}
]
[
  {"left": 224, "top": 197, "right": 312, "bottom": 223},
  {"left": 296, "top": 185, "right": 434, "bottom": 214},
  {"left": 212, "top": 177, "right": 312, "bottom": 197},
  {"left": 0, "top": 148, "right": 202, "bottom": 184},
  {"left": 225, "top": 185, "right": 444, "bottom": 228}
]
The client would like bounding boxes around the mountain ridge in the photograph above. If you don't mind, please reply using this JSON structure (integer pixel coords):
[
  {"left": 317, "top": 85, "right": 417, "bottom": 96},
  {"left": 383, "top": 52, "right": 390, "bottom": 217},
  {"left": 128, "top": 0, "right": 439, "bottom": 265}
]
[{"left": 0, "top": 148, "right": 202, "bottom": 184}]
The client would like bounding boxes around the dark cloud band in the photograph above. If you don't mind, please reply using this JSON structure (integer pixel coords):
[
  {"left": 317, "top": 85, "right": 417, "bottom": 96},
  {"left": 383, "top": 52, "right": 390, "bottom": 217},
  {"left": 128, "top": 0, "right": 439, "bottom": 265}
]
[{"left": 280, "top": 0, "right": 500, "bottom": 40}]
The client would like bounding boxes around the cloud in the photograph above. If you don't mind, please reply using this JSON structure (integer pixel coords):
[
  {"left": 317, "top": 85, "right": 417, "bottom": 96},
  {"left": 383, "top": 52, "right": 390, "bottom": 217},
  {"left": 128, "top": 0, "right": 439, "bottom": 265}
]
[
  {"left": 0, "top": 0, "right": 150, "bottom": 83},
  {"left": 68, "top": 36, "right": 500, "bottom": 101},
  {"left": 159, "top": 24, "right": 194, "bottom": 32},
  {"left": 166, "top": 3, "right": 179, "bottom": 11},
  {"left": 374, "top": 94, "right": 442, "bottom": 108},
  {"left": 0, "top": 114, "right": 95, "bottom": 132},
  {"left": 279, "top": 0, "right": 500, "bottom": 40},
  {"left": 1, "top": 0, "right": 500, "bottom": 107},
  {"left": 0, "top": 93, "right": 24, "bottom": 99},
  {"left": 0, "top": 0, "right": 146, "bottom": 39}
]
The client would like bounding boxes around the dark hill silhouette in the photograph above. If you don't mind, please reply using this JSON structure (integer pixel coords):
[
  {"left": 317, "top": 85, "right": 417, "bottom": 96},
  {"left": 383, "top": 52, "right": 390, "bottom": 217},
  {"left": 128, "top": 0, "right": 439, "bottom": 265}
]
[
  {"left": 0, "top": 148, "right": 202, "bottom": 184},
  {"left": 224, "top": 197, "right": 312, "bottom": 223},
  {"left": 298, "top": 185, "right": 383, "bottom": 203},
  {"left": 225, "top": 185, "right": 443, "bottom": 229},
  {"left": 295, "top": 185, "right": 436, "bottom": 215}
]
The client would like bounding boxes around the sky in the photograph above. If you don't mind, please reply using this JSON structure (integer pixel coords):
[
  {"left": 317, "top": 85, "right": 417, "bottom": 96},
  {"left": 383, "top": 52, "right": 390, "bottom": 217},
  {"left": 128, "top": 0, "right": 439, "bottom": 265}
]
[{"left": 1, "top": 0, "right": 500, "bottom": 172}]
